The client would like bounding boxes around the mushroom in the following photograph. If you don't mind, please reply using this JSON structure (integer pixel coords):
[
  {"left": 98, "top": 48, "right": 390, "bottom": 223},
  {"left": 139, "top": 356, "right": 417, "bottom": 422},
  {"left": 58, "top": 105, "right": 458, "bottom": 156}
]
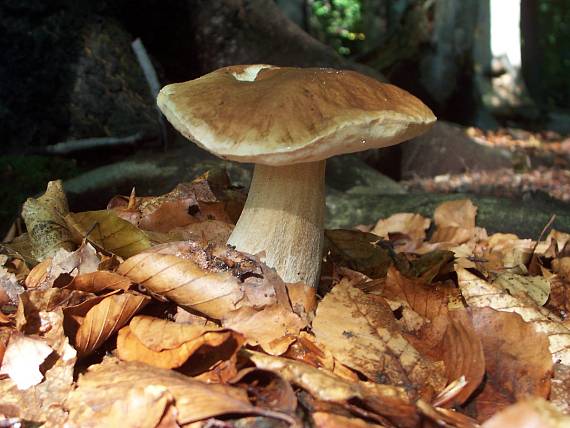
[{"left": 157, "top": 65, "right": 435, "bottom": 287}]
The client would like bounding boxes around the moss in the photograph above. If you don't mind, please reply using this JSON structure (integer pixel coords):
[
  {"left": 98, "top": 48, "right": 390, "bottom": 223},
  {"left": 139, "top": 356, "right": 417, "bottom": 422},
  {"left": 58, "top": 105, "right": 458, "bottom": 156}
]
[{"left": 0, "top": 155, "right": 81, "bottom": 235}]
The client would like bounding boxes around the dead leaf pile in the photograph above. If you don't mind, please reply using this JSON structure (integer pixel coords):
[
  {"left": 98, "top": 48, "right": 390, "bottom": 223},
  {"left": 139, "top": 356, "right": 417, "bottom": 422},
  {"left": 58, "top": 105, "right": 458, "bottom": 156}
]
[{"left": 1, "top": 177, "right": 570, "bottom": 427}]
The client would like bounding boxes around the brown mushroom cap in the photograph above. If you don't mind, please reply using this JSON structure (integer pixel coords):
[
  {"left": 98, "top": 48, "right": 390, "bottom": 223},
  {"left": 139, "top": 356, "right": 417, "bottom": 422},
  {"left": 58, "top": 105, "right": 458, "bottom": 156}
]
[{"left": 157, "top": 64, "right": 436, "bottom": 166}]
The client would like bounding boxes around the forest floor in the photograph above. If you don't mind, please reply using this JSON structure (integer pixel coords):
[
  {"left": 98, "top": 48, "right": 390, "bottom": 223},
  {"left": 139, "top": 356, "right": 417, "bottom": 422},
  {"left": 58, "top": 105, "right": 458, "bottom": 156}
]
[{"left": 402, "top": 127, "right": 570, "bottom": 202}]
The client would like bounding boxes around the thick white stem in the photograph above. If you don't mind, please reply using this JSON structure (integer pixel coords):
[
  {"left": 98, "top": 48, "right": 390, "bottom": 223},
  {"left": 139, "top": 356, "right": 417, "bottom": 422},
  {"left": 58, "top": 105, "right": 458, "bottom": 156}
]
[{"left": 227, "top": 161, "right": 326, "bottom": 287}]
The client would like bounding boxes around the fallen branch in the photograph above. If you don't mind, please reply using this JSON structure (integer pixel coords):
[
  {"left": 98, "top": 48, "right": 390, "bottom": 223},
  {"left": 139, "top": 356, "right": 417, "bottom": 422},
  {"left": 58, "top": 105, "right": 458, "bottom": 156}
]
[
  {"left": 132, "top": 37, "right": 169, "bottom": 150},
  {"left": 41, "top": 132, "right": 150, "bottom": 155}
]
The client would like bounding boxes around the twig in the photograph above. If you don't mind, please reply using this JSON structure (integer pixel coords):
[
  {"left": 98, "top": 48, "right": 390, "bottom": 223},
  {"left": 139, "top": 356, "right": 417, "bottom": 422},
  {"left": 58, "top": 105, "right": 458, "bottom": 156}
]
[
  {"left": 42, "top": 132, "right": 148, "bottom": 155},
  {"left": 131, "top": 37, "right": 169, "bottom": 151}
]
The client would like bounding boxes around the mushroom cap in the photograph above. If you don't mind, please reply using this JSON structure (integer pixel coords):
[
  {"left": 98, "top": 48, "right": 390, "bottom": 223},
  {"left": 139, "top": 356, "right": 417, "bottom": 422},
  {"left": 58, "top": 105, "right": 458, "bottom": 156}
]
[{"left": 158, "top": 64, "right": 436, "bottom": 166}]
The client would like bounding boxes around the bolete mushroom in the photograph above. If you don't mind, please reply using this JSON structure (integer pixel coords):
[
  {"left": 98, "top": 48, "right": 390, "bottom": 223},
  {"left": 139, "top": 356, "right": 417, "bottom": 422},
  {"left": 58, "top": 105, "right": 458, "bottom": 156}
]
[{"left": 157, "top": 64, "right": 435, "bottom": 287}]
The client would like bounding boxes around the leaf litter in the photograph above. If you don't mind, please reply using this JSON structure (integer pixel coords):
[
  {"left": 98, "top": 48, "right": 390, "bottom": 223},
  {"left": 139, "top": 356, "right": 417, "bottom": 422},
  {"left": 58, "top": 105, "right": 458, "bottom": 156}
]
[{"left": 1, "top": 175, "right": 570, "bottom": 427}]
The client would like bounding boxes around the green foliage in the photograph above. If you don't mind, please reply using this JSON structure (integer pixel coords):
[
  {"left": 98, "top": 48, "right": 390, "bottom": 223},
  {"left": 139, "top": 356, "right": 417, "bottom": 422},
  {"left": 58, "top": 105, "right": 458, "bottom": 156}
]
[{"left": 309, "top": 0, "right": 365, "bottom": 55}]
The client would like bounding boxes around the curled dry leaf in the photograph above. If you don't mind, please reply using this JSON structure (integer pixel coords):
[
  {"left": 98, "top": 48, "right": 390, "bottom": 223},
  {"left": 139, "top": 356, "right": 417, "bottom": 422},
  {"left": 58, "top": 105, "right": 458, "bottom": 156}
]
[
  {"left": 438, "top": 310, "right": 485, "bottom": 406},
  {"left": 312, "top": 279, "right": 446, "bottom": 399},
  {"left": 21, "top": 180, "right": 75, "bottom": 261},
  {"left": 481, "top": 398, "right": 570, "bottom": 428},
  {"left": 468, "top": 307, "right": 552, "bottom": 421},
  {"left": 457, "top": 267, "right": 570, "bottom": 365},
  {"left": 66, "top": 358, "right": 296, "bottom": 427},
  {"left": 26, "top": 243, "right": 101, "bottom": 289},
  {"left": 74, "top": 291, "right": 149, "bottom": 357},
  {"left": 223, "top": 304, "right": 305, "bottom": 355},
  {"left": 434, "top": 199, "right": 477, "bottom": 229},
  {"left": 67, "top": 271, "right": 134, "bottom": 293},
  {"left": 0, "top": 332, "right": 53, "bottom": 389},
  {"left": 232, "top": 368, "right": 297, "bottom": 415},
  {"left": 371, "top": 213, "right": 431, "bottom": 251},
  {"left": 117, "top": 251, "right": 274, "bottom": 320},
  {"left": 246, "top": 350, "right": 418, "bottom": 428},
  {"left": 117, "top": 315, "right": 242, "bottom": 369},
  {"left": 66, "top": 210, "right": 151, "bottom": 258}
]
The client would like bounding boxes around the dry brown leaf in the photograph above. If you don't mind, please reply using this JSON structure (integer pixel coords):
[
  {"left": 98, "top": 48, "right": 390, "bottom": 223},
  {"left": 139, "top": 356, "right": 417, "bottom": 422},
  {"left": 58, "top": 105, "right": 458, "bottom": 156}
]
[
  {"left": 21, "top": 180, "right": 75, "bottom": 261},
  {"left": 371, "top": 213, "right": 430, "bottom": 248},
  {"left": 0, "top": 308, "right": 76, "bottom": 425},
  {"left": 232, "top": 368, "right": 297, "bottom": 415},
  {"left": 0, "top": 265, "right": 23, "bottom": 305},
  {"left": 74, "top": 291, "right": 149, "bottom": 356},
  {"left": 551, "top": 363, "right": 570, "bottom": 414},
  {"left": 544, "top": 272, "right": 570, "bottom": 320},
  {"left": 117, "top": 251, "right": 274, "bottom": 319},
  {"left": 117, "top": 315, "right": 242, "bottom": 369},
  {"left": 416, "top": 400, "right": 479, "bottom": 428},
  {"left": 223, "top": 304, "right": 305, "bottom": 355},
  {"left": 457, "top": 267, "right": 570, "bottom": 365},
  {"left": 434, "top": 199, "right": 477, "bottom": 229},
  {"left": 312, "top": 279, "right": 446, "bottom": 398},
  {"left": 27, "top": 243, "right": 101, "bottom": 290},
  {"left": 430, "top": 226, "right": 476, "bottom": 246},
  {"left": 325, "top": 230, "right": 393, "bottom": 279},
  {"left": 384, "top": 266, "right": 460, "bottom": 321},
  {"left": 67, "top": 271, "right": 134, "bottom": 293},
  {"left": 66, "top": 210, "right": 152, "bottom": 258},
  {"left": 481, "top": 398, "right": 570, "bottom": 428},
  {"left": 312, "top": 412, "right": 386, "bottom": 428},
  {"left": 246, "top": 350, "right": 418, "bottom": 428},
  {"left": 147, "top": 220, "right": 235, "bottom": 246},
  {"left": 468, "top": 307, "right": 552, "bottom": 421},
  {"left": 286, "top": 281, "right": 317, "bottom": 321},
  {"left": 439, "top": 310, "right": 485, "bottom": 406},
  {"left": 0, "top": 332, "right": 53, "bottom": 389},
  {"left": 95, "top": 385, "right": 177, "bottom": 428},
  {"left": 65, "top": 357, "right": 296, "bottom": 427}
]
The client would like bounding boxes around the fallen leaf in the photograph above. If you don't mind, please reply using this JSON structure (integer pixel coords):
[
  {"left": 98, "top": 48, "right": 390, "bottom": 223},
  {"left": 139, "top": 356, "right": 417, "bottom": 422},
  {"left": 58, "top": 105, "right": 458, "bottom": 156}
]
[
  {"left": 0, "top": 332, "right": 52, "bottom": 389},
  {"left": 312, "top": 412, "right": 385, "bottom": 428},
  {"left": 434, "top": 199, "right": 477, "bottom": 229},
  {"left": 246, "top": 350, "right": 418, "bottom": 428},
  {"left": 481, "top": 398, "right": 570, "bottom": 428},
  {"left": 232, "top": 368, "right": 297, "bottom": 415},
  {"left": 65, "top": 357, "right": 295, "bottom": 426},
  {"left": 439, "top": 310, "right": 485, "bottom": 406},
  {"left": 117, "top": 251, "right": 272, "bottom": 319},
  {"left": 117, "top": 315, "right": 242, "bottom": 369},
  {"left": 468, "top": 307, "right": 552, "bottom": 421},
  {"left": 312, "top": 279, "right": 446, "bottom": 399},
  {"left": 67, "top": 271, "right": 134, "bottom": 293},
  {"left": 371, "top": 213, "right": 430, "bottom": 250},
  {"left": 223, "top": 305, "right": 305, "bottom": 355},
  {"left": 0, "top": 308, "right": 76, "bottom": 425},
  {"left": 325, "top": 229, "right": 393, "bottom": 279},
  {"left": 66, "top": 210, "right": 152, "bottom": 258},
  {"left": 0, "top": 266, "right": 23, "bottom": 305},
  {"left": 147, "top": 220, "right": 234, "bottom": 245},
  {"left": 457, "top": 267, "right": 570, "bottom": 365},
  {"left": 28, "top": 243, "right": 100, "bottom": 289},
  {"left": 384, "top": 266, "right": 460, "bottom": 321},
  {"left": 21, "top": 180, "right": 75, "bottom": 261},
  {"left": 551, "top": 363, "right": 570, "bottom": 414},
  {"left": 73, "top": 291, "right": 149, "bottom": 356},
  {"left": 493, "top": 272, "right": 551, "bottom": 306}
]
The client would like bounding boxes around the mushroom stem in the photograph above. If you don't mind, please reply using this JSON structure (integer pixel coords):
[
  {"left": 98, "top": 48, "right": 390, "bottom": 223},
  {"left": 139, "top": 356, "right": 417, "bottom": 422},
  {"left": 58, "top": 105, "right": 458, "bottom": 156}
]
[{"left": 227, "top": 160, "right": 326, "bottom": 287}]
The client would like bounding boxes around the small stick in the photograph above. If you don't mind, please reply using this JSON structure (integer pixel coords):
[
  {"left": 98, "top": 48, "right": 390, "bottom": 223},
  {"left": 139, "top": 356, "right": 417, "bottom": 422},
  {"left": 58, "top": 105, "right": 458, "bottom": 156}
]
[
  {"left": 43, "top": 132, "right": 148, "bottom": 155},
  {"left": 131, "top": 38, "right": 169, "bottom": 150}
]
